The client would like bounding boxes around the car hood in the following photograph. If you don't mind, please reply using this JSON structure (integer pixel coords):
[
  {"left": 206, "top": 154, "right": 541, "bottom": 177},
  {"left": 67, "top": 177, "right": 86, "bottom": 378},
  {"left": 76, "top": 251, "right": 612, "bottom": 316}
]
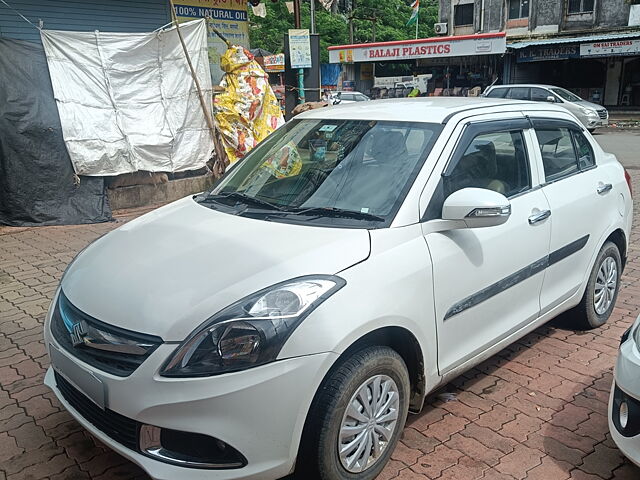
[
  {"left": 61, "top": 197, "right": 371, "bottom": 341},
  {"left": 573, "top": 100, "right": 603, "bottom": 111}
]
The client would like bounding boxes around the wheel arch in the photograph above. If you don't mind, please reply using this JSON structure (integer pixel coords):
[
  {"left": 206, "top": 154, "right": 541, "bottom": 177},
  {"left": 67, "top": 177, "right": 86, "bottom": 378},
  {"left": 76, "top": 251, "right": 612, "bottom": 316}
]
[
  {"left": 295, "top": 326, "right": 426, "bottom": 475},
  {"left": 606, "top": 228, "right": 627, "bottom": 271}
]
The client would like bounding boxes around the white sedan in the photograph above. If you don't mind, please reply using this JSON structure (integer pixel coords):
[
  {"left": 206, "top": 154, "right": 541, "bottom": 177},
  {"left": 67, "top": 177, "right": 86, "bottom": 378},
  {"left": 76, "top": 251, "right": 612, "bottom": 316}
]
[
  {"left": 610, "top": 319, "right": 640, "bottom": 466},
  {"left": 44, "top": 98, "right": 632, "bottom": 480}
]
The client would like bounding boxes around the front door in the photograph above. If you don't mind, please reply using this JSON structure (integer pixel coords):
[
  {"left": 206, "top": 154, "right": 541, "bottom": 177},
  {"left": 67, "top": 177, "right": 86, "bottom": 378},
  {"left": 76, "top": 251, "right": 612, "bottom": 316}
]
[{"left": 422, "top": 119, "right": 552, "bottom": 374}]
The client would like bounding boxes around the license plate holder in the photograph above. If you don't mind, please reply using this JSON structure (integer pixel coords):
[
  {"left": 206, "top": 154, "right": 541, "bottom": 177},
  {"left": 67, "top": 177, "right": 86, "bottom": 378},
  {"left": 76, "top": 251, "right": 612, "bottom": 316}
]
[{"left": 50, "top": 343, "right": 106, "bottom": 410}]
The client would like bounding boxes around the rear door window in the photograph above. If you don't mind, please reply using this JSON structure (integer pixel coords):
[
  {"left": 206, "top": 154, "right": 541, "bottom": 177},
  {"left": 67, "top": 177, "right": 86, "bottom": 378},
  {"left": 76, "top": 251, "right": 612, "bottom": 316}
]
[
  {"left": 507, "top": 87, "right": 530, "bottom": 100},
  {"left": 536, "top": 128, "right": 579, "bottom": 181},
  {"left": 572, "top": 130, "right": 595, "bottom": 169}
]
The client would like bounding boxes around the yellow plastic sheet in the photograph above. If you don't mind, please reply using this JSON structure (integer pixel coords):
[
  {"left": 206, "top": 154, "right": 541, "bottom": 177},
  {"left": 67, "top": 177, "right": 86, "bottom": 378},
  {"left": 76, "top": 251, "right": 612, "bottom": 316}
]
[{"left": 214, "top": 46, "right": 285, "bottom": 165}]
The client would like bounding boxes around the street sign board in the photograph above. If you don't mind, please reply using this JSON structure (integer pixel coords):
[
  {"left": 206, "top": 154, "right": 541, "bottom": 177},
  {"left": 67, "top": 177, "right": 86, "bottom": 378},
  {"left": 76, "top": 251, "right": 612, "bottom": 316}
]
[{"left": 288, "top": 29, "right": 312, "bottom": 69}]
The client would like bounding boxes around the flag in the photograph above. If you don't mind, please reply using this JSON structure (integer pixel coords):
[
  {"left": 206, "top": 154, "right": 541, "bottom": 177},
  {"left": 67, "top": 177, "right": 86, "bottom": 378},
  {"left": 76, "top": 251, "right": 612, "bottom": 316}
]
[
  {"left": 407, "top": 0, "right": 419, "bottom": 26},
  {"left": 251, "top": 3, "right": 267, "bottom": 17},
  {"left": 319, "top": 0, "right": 336, "bottom": 11}
]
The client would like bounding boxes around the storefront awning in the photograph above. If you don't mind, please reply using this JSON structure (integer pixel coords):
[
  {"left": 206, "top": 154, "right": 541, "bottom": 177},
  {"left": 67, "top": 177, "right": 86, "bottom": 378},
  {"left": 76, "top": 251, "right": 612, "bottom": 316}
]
[
  {"left": 508, "top": 31, "right": 640, "bottom": 49},
  {"left": 328, "top": 32, "right": 506, "bottom": 64}
]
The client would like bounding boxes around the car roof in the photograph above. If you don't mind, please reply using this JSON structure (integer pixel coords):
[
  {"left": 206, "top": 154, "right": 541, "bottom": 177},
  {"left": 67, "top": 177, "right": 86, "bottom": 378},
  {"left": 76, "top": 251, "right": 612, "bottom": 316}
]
[
  {"left": 487, "top": 84, "right": 561, "bottom": 90},
  {"left": 298, "top": 97, "right": 570, "bottom": 124}
]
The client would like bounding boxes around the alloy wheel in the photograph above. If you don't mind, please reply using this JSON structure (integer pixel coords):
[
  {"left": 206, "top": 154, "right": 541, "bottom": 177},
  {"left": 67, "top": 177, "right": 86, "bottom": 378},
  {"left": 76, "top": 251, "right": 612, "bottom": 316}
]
[
  {"left": 594, "top": 256, "right": 618, "bottom": 315},
  {"left": 338, "top": 374, "right": 400, "bottom": 473}
]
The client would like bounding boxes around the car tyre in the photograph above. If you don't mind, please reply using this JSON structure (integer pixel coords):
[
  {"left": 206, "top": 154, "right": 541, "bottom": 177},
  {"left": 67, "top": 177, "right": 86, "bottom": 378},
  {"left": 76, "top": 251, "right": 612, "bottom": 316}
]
[
  {"left": 570, "top": 241, "right": 621, "bottom": 329},
  {"left": 298, "top": 346, "right": 410, "bottom": 480}
]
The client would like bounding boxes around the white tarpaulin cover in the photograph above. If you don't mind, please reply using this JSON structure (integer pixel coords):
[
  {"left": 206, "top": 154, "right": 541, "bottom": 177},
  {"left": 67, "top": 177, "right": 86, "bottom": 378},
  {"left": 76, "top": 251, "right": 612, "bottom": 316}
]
[{"left": 41, "top": 19, "right": 213, "bottom": 176}]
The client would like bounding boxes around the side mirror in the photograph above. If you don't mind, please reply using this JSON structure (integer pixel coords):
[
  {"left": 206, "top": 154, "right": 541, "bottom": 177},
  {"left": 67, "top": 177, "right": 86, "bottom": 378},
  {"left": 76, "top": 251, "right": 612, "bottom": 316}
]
[
  {"left": 546, "top": 95, "right": 556, "bottom": 103},
  {"left": 442, "top": 188, "right": 511, "bottom": 229}
]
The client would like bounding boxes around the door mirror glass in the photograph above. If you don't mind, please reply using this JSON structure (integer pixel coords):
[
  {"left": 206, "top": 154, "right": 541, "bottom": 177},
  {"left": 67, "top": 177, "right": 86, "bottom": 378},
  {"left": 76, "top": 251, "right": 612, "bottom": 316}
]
[
  {"left": 546, "top": 95, "right": 556, "bottom": 103},
  {"left": 442, "top": 187, "right": 511, "bottom": 228}
]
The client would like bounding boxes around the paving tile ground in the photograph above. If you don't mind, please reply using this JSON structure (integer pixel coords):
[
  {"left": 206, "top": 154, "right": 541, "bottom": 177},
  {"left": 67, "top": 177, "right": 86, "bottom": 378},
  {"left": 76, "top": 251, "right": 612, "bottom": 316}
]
[{"left": 2, "top": 179, "right": 640, "bottom": 479}]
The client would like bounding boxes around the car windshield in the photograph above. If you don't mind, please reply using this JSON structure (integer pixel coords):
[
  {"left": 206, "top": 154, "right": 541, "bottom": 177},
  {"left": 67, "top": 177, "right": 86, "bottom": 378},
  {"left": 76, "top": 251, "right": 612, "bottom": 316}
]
[
  {"left": 200, "top": 119, "right": 443, "bottom": 228},
  {"left": 550, "top": 87, "right": 582, "bottom": 102}
]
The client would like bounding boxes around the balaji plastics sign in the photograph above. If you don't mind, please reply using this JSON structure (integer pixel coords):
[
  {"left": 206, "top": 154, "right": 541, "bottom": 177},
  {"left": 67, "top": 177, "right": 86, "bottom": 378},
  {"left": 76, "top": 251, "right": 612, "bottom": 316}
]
[
  {"left": 175, "top": 0, "right": 249, "bottom": 82},
  {"left": 328, "top": 33, "right": 506, "bottom": 64}
]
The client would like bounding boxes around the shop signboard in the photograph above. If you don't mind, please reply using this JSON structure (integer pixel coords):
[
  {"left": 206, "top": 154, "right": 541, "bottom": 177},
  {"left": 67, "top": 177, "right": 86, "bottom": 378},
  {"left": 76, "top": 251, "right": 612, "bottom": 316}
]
[
  {"left": 175, "top": 0, "right": 249, "bottom": 83},
  {"left": 580, "top": 39, "right": 640, "bottom": 57},
  {"left": 329, "top": 33, "right": 506, "bottom": 64},
  {"left": 263, "top": 53, "right": 285, "bottom": 72},
  {"left": 516, "top": 45, "right": 579, "bottom": 63},
  {"left": 288, "top": 29, "right": 312, "bottom": 69},
  {"left": 360, "top": 63, "right": 373, "bottom": 80}
]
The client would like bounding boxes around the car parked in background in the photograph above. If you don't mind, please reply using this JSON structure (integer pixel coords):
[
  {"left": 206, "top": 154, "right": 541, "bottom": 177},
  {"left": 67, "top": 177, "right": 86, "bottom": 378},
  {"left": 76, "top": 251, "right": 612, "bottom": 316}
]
[
  {"left": 45, "top": 98, "right": 631, "bottom": 480},
  {"left": 484, "top": 84, "right": 609, "bottom": 132},
  {"left": 610, "top": 316, "right": 640, "bottom": 467},
  {"left": 332, "top": 91, "right": 370, "bottom": 104}
]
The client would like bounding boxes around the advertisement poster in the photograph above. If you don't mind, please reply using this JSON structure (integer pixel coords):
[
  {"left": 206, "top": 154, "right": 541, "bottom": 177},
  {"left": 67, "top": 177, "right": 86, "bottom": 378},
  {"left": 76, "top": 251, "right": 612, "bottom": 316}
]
[
  {"left": 263, "top": 53, "right": 285, "bottom": 72},
  {"left": 174, "top": 0, "right": 250, "bottom": 83},
  {"left": 288, "top": 29, "right": 312, "bottom": 69}
]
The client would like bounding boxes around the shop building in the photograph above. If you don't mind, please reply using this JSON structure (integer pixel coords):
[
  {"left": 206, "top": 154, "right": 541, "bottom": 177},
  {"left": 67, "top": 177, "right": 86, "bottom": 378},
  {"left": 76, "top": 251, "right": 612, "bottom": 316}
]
[
  {"left": 438, "top": 0, "right": 640, "bottom": 108},
  {"left": 328, "top": 32, "right": 506, "bottom": 96}
]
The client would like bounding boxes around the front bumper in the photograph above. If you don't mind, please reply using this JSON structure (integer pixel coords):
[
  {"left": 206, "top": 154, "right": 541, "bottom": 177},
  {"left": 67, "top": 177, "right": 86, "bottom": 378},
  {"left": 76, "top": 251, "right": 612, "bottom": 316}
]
[
  {"left": 584, "top": 116, "right": 608, "bottom": 129},
  {"left": 609, "top": 325, "right": 640, "bottom": 467},
  {"left": 44, "top": 337, "right": 337, "bottom": 480}
]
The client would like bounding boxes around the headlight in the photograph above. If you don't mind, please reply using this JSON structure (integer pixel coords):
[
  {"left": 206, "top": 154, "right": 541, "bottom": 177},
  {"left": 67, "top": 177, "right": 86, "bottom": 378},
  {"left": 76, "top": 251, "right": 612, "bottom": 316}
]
[{"left": 160, "top": 275, "right": 345, "bottom": 377}]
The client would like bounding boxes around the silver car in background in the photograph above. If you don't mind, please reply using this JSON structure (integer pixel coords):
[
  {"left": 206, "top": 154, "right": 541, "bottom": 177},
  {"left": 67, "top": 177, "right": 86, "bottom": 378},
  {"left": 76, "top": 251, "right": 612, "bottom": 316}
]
[{"left": 484, "top": 84, "right": 608, "bottom": 132}]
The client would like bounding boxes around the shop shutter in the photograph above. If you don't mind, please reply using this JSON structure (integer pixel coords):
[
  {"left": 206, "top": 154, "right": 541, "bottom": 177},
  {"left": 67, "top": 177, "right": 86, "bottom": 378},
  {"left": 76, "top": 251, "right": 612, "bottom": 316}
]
[{"left": 0, "top": 0, "right": 171, "bottom": 44}]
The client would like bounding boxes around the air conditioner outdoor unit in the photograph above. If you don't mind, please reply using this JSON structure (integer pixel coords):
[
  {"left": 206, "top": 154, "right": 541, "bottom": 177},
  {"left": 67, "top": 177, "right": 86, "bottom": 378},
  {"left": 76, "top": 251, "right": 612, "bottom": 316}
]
[{"left": 434, "top": 23, "right": 448, "bottom": 35}]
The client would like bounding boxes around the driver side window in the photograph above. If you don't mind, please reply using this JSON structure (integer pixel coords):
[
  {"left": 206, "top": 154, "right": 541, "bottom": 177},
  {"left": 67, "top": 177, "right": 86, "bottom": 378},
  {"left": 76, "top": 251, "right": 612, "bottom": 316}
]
[{"left": 443, "top": 130, "right": 531, "bottom": 199}]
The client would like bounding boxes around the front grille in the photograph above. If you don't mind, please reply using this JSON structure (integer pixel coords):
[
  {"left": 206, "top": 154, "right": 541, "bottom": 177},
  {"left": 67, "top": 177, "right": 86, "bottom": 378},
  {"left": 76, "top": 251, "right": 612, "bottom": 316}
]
[
  {"left": 597, "top": 109, "right": 608, "bottom": 119},
  {"left": 51, "top": 292, "right": 162, "bottom": 377},
  {"left": 55, "top": 371, "right": 139, "bottom": 450}
]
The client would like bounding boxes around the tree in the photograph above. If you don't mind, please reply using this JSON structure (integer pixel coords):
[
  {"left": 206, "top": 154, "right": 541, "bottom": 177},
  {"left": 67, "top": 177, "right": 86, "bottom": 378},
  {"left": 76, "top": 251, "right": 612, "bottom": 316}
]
[{"left": 248, "top": 0, "right": 438, "bottom": 63}]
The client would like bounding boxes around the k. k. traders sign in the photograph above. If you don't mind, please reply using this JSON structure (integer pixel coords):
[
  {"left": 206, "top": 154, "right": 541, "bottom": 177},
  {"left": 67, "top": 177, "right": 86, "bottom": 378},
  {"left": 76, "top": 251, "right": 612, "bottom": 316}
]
[
  {"left": 516, "top": 45, "right": 579, "bottom": 63},
  {"left": 328, "top": 32, "right": 506, "bottom": 64}
]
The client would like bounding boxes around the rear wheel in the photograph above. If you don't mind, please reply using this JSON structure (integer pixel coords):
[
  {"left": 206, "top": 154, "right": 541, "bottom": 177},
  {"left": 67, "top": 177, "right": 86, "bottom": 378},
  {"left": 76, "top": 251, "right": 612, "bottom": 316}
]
[
  {"left": 299, "top": 346, "right": 410, "bottom": 480},
  {"left": 570, "top": 241, "right": 621, "bottom": 329}
]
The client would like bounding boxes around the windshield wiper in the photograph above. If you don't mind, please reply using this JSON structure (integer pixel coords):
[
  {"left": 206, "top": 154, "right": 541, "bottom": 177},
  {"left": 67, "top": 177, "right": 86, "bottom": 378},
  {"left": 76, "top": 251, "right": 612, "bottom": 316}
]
[
  {"left": 205, "top": 192, "right": 284, "bottom": 211},
  {"left": 284, "top": 206, "right": 385, "bottom": 222}
]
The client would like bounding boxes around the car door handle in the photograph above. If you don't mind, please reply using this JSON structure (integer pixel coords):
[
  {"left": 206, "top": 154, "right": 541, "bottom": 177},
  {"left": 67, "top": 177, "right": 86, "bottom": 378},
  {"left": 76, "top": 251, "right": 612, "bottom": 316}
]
[
  {"left": 597, "top": 183, "right": 613, "bottom": 195},
  {"left": 528, "top": 209, "right": 551, "bottom": 225}
]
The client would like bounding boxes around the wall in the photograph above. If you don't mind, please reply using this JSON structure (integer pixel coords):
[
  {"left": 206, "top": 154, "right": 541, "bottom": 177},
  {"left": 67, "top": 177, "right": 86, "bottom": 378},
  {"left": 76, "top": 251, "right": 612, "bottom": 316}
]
[
  {"left": 440, "top": 0, "right": 633, "bottom": 35},
  {"left": 597, "top": 0, "right": 631, "bottom": 28},
  {"left": 0, "top": 0, "right": 171, "bottom": 43}
]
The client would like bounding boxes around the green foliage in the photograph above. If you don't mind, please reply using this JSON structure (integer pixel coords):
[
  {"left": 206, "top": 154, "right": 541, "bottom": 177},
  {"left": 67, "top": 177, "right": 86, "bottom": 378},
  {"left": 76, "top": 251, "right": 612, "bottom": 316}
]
[{"left": 248, "top": 0, "right": 439, "bottom": 63}]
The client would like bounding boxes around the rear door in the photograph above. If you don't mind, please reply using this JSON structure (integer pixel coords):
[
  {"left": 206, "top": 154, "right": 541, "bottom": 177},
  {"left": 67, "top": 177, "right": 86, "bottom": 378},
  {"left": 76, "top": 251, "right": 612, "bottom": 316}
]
[{"left": 530, "top": 117, "right": 619, "bottom": 314}]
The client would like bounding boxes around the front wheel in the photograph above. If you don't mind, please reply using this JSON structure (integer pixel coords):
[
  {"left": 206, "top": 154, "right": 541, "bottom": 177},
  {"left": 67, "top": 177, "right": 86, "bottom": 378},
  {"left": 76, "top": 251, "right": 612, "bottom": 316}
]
[
  {"left": 570, "top": 241, "right": 622, "bottom": 329},
  {"left": 299, "top": 346, "right": 410, "bottom": 480}
]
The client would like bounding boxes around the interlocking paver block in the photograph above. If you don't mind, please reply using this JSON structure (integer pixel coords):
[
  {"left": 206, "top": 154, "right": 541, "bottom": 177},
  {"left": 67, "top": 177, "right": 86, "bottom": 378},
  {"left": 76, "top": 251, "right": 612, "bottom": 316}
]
[{"left": 0, "top": 179, "right": 640, "bottom": 480}]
